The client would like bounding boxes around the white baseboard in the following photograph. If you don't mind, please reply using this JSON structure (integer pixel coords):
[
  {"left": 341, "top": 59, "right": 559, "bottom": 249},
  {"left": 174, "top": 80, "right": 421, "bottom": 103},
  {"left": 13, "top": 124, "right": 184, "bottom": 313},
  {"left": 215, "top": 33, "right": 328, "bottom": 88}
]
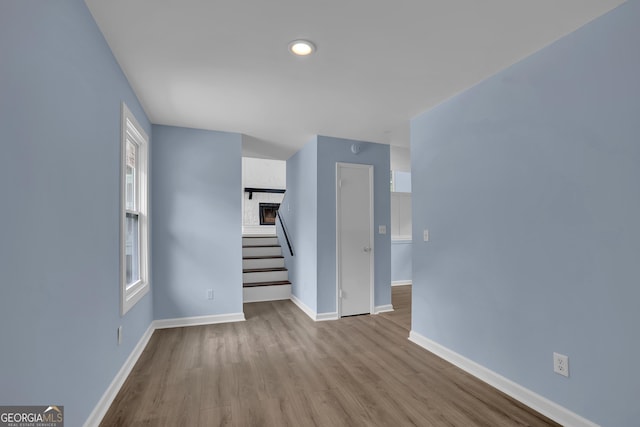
[
  {"left": 316, "top": 312, "right": 339, "bottom": 321},
  {"left": 83, "top": 324, "right": 154, "bottom": 427},
  {"left": 290, "top": 294, "right": 316, "bottom": 320},
  {"left": 153, "top": 312, "right": 245, "bottom": 329},
  {"left": 392, "top": 280, "right": 412, "bottom": 286},
  {"left": 374, "top": 304, "right": 394, "bottom": 314},
  {"left": 290, "top": 294, "right": 339, "bottom": 321},
  {"left": 408, "top": 330, "right": 600, "bottom": 427}
]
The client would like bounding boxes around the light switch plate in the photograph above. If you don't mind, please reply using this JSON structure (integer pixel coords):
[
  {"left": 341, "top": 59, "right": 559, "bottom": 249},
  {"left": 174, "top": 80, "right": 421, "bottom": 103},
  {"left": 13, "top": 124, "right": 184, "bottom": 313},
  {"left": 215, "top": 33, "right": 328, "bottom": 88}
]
[
  {"left": 424, "top": 229, "right": 429, "bottom": 241},
  {"left": 379, "top": 225, "right": 386, "bottom": 234}
]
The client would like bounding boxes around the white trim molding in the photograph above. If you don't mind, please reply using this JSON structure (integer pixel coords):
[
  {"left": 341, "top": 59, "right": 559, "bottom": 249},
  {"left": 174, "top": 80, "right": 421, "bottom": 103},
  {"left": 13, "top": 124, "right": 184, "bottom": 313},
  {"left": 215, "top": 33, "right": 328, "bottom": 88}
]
[
  {"left": 153, "top": 312, "right": 246, "bottom": 329},
  {"left": 83, "top": 324, "right": 154, "bottom": 427},
  {"left": 316, "top": 312, "right": 339, "bottom": 321},
  {"left": 408, "top": 330, "right": 600, "bottom": 427},
  {"left": 290, "top": 294, "right": 339, "bottom": 321},
  {"left": 120, "top": 102, "right": 150, "bottom": 316},
  {"left": 392, "top": 280, "right": 412, "bottom": 287},
  {"left": 374, "top": 304, "right": 394, "bottom": 314},
  {"left": 290, "top": 294, "right": 315, "bottom": 319}
]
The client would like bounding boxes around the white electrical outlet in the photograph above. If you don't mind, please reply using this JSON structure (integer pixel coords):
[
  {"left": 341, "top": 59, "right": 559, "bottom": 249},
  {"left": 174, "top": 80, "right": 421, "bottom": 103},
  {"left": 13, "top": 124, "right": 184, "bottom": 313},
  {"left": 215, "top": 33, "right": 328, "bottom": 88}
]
[
  {"left": 553, "top": 352, "right": 569, "bottom": 377},
  {"left": 207, "top": 289, "right": 214, "bottom": 300},
  {"left": 423, "top": 229, "right": 429, "bottom": 242},
  {"left": 117, "top": 326, "right": 122, "bottom": 345}
]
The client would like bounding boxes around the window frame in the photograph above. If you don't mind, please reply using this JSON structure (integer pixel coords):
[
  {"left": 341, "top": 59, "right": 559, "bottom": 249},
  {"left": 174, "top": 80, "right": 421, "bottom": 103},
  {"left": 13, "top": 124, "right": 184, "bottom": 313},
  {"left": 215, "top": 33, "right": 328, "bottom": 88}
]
[{"left": 120, "top": 102, "right": 150, "bottom": 315}]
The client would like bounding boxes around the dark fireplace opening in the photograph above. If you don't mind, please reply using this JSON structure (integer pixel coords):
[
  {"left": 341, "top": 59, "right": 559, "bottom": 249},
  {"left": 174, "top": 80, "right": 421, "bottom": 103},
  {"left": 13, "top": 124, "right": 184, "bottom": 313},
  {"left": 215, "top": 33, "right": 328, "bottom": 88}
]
[{"left": 259, "top": 203, "right": 280, "bottom": 226}]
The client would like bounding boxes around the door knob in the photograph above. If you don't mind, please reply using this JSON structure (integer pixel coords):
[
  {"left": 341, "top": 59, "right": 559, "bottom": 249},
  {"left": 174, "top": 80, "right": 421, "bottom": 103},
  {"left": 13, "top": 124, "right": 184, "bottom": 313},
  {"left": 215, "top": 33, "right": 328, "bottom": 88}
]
[{"left": 363, "top": 246, "right": 371, "bottom": 253}]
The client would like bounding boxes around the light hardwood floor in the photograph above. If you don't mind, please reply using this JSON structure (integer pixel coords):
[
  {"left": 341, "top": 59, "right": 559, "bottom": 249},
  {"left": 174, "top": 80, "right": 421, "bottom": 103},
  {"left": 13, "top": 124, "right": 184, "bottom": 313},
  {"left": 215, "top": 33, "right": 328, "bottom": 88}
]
[
  {"left": 100, "top": 287, "right": 559, "bottom": 426},
  {"left": 380, "top": 284, "right": 411, "bottom": 330}
]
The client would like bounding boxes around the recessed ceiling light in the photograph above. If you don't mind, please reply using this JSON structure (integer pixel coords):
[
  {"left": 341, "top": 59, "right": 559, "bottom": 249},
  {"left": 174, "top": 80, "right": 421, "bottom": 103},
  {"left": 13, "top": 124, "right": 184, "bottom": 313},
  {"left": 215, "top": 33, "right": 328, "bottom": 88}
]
[{"left": 288, "top": 40, "right": 316, "bottom": 56}]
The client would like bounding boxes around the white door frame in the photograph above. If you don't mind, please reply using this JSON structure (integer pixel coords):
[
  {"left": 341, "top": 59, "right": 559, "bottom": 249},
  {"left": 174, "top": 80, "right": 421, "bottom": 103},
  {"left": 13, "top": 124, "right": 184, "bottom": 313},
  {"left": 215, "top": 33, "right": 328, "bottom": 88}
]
[{"left": 335, "top": 162, "right": 375, "bottom": 317}]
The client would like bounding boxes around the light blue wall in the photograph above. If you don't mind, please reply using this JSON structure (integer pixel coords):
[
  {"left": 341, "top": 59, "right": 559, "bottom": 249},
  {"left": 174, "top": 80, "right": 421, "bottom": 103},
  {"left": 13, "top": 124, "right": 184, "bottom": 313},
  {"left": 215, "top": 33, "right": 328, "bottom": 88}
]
[
  {"left": 316, "top": 136, "right": 391, "bottom": 313},
  {"left": 152, "top": 125, "right": 243, "bottom": 319},
  {"left": 410, "top": 1, "right": 639, "bottom": 425},
  {"left": 280, "top": 137, "right": 319, "bottom": 312},
  {"left": 391, "top": 240, "right": 412, "bottom": 283},
  {"left": 0, "top": 1, "right": 153, "bottom": 426},
  {"left": 393, "top": 171, "right": 412, "bottom": 192}
]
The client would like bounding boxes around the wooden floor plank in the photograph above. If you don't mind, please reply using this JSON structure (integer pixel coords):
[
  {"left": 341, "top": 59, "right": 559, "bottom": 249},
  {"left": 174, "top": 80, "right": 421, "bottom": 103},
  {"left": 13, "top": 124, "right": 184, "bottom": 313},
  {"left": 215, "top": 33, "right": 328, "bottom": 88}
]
[
  {"left": 100, "top": 287, "right": 559, "bottom": 426},
  {"left": 380, "top": 284, "right": 412, "bottom": 330}
]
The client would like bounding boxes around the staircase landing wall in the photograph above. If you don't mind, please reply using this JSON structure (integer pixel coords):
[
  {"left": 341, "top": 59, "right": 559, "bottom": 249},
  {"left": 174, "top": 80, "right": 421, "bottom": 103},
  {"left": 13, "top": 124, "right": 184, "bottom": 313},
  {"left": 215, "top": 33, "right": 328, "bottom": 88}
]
[{"left": 152, "top": 125, "right": 243, "bottom": 320}]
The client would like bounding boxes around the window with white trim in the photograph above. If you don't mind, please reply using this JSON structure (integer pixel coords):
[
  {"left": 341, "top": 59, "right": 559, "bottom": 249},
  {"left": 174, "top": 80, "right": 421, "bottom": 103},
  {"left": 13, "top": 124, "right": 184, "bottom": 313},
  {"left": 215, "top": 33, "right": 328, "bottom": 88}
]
[{"left": 121, "top": 103, "right": 149, "bottom": 315}]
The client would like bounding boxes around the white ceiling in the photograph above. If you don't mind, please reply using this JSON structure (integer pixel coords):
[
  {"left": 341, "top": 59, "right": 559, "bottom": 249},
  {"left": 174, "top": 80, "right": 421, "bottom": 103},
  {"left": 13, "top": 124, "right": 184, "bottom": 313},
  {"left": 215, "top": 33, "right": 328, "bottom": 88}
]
[{"left": 86, "top": 0, "right": 624, "bottom": 160}]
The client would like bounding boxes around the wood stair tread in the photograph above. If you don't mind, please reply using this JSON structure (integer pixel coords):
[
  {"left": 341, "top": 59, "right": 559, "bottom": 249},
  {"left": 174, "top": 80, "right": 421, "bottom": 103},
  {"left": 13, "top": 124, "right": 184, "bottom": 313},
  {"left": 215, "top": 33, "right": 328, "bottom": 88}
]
[
  {"left": 243, "top": 280, "right": 291, "bottom": 288},
  {"left": 242, "top": 235, "right": 277, "bottom": 238},
  {"left": 243, "top": 267, "right": 287, "bottom": 273},
  {"left": 243, "top": 255, "right": 284, "bottom": 260}
]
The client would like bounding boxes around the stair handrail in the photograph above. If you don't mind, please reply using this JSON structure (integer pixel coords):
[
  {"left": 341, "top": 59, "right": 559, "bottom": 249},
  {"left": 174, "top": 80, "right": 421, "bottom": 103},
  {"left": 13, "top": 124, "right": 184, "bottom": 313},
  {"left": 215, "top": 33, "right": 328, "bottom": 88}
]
[{"left": 276, "top": 208, "right": 294, "bottom": 257}]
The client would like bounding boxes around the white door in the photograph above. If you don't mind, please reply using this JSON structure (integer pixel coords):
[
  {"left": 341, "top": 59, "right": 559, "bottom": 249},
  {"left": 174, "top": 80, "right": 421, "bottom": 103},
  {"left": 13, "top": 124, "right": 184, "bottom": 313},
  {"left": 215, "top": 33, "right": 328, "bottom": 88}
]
[{"left": 337, "top": 163, "right": 373, "bottom": 317}]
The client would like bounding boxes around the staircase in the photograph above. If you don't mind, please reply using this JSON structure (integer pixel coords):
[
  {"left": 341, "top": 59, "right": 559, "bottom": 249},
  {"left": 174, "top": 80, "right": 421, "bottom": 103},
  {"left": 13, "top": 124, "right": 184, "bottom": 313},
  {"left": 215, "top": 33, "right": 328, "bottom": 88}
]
[{"left": 243, "top": 235, "right": 291, "bottom": 303}]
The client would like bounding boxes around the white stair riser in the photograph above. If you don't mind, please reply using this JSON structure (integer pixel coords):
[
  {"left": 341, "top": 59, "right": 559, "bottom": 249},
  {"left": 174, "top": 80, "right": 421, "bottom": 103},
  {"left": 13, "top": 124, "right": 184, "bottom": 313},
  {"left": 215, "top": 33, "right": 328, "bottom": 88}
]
[
  {"left": 243, "top": 270, "right": 288, "bottom": 283},
  {"left": 243, "top": 246, "right": 282, "bottom": 257},
  {"left": 243, "top": 257, "right": 285, "bottom": 269},
  {"left": 242, "top": 227, "right": 276, "bottom": 236},
  {"left": 242, "top": 237, "right": 278, "bottom": 246},
  {"left": 243, "top": 284, "right": 291, "bottom": 303}
]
